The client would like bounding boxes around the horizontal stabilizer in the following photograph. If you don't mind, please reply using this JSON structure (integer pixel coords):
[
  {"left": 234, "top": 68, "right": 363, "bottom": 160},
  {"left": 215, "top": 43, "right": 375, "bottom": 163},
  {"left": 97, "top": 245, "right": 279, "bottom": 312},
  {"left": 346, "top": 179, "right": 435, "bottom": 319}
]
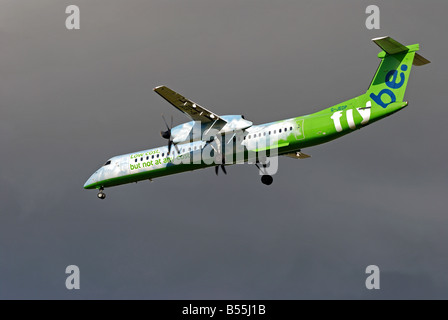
[
  {"left": 413, "top": 53, "right": 431, "bottom": 66},
  {"left": 372, "top": 36, "right": 409, "bottom": 54},
  {"left": 372, "top": 36, "right": 430, "bottom": 66}
]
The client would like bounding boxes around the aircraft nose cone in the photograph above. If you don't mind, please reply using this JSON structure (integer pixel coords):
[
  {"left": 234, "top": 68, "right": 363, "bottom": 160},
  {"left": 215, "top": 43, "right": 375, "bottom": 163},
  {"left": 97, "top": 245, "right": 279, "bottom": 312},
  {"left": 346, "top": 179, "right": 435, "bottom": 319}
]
[{"left": 83, "top": 173, "right": 97, "bottom": 189}]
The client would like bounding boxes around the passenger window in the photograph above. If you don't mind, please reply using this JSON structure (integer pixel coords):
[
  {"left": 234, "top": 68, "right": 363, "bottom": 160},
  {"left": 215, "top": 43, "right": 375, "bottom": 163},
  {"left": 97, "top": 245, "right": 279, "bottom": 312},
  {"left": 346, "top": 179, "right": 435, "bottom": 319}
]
[
  {"left": 157, "top": 154, "right": 159, "bottom": 158},
  {"left": 249, "top": 135, "right": 251, "bottom": 139},
  {"left": 274, "top": 130, "right": 276, "bottom": 134},
  {"left": 263, "top": 132, "right": 266, "bottom": 136},
  {"left": 244, "top": 136, "right": 246, "bottom": 140},
  {"left": 146, "top": 156, "right": 149, "bottom": 160},
  {"left": 162, "top": 153, "right": 164, "bottom": 157},
  {"left": 188, "top": 147, "right": 191, "bottom": 151},
  {"left": 259, "top": 133, "right": 261, "bottom": 137},
  {"left": 290, "top": 126, "right": 293, "bottom": 130},
  {"left": 152, "top": 155, "right": 154, "bottom": 159},
  {"left": 134, "top": 159, "right": 137, "bottom": 163},
  {"left": 279, "top": 129, "right": 282, "bottom": 133},
  {"left": 285, "top": 128, "right": 287, "bottom": 132},
  {"left": 140, "top": 157, "right": 143, "bottom": 161},
  {"left": 269, "top": 131, "right": 271, "bottom": 135}
]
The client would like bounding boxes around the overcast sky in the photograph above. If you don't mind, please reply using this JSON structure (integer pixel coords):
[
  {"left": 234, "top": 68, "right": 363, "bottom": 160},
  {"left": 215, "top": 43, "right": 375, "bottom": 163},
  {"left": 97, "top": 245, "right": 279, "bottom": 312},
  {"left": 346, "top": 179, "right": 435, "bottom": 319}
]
[{"left": 1, "top": 0, "right": 447, "bottom": 299}]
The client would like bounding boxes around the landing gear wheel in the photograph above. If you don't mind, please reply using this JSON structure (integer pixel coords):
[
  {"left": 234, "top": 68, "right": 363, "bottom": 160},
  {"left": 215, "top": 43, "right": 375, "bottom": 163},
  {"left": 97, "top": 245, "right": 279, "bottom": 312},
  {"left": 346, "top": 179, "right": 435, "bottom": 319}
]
[
  {"left": 97, "top": 188, "right": 106, "bottom": 199},
  {"left": 261, "top": 175, "right": 273, "bottom": 186},
  {"left": 97, "top": 192, "right": 106, "bottom": 199}
]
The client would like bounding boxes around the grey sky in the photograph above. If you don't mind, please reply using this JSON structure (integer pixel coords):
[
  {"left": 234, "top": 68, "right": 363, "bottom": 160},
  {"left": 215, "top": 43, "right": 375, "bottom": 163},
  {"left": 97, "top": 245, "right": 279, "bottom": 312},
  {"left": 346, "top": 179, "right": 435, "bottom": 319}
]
[{"left": 1, "top": 0, "right": 447, "bottom": 299}]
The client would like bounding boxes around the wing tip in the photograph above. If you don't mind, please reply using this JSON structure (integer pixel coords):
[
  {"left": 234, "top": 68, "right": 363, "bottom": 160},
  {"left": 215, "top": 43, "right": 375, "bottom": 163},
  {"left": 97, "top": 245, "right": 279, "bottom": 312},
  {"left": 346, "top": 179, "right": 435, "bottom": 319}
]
[
  {"left": 372, "top": 36, "right": 390, "bottom": 42},
  {"left": 153, "top": 85, "right": 166, "bottom": 91}
]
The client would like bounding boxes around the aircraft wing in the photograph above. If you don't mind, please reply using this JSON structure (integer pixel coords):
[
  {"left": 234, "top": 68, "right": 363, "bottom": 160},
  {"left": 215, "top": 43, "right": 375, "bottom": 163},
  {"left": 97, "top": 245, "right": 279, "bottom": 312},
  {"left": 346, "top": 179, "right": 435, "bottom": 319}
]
[
  {"left": 153, "top": 86, "right": 227, "bottom": 125},
  {"left": 282, "top": 151, "right": 311, "bottom": 159}
]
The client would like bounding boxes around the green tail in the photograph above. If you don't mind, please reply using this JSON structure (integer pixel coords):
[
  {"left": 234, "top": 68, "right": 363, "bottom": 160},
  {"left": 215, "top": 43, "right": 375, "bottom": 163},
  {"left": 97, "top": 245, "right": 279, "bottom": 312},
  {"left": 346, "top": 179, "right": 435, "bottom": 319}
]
[{"left": 367, "top": 36, "right": 430, "bottom": 109}]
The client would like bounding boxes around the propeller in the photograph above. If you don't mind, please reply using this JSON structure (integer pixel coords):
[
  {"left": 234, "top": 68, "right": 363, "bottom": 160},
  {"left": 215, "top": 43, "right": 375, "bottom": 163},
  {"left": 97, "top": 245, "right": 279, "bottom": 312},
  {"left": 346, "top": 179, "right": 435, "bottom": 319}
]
[
  {"left": 160, "top": 115, "right": 179, "bottom": 154},
  {"left": 200, "top": 132, "right": 229, "bottom": 176},
  {"left": 214, "top": 147, "right": 227, "bottom": 175},
  {"left": 215, "top": 164, "right": 227, "bottom": 176}
]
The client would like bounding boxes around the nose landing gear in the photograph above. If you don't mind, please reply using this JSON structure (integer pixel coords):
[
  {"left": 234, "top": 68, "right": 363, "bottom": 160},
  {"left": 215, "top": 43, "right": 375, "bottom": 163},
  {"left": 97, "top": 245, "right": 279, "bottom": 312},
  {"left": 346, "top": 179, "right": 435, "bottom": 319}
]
[{"left": 97, "top": 187, "right": 106, "bottom": 200}]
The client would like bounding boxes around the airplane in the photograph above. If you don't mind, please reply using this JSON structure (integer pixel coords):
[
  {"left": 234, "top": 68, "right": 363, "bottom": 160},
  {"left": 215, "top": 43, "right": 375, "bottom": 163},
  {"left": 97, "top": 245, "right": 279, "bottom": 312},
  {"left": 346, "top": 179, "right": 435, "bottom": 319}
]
[{"left": 84, "top": 36, "right": 430, "bottom": 199}]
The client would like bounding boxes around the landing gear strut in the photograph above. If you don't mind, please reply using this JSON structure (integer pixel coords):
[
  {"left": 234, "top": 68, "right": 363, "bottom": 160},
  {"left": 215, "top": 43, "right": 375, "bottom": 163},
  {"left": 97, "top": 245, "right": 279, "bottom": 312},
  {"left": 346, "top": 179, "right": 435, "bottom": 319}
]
[
  {"left": 261, "top": 175, "right": 273, "bottom": 186},
  {"left": 97, "top": 187, "right": 106, "bottom": 199},
  {"left": 255, "top": 162, "right": 273, "bottom": 186}
]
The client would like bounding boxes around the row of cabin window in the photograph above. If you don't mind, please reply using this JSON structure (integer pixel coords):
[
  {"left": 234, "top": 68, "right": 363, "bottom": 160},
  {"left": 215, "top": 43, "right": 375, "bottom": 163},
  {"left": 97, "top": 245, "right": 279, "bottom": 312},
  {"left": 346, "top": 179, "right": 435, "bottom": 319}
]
[
  {"left": 133, "top": 126, "right": 294, "bottom": 163},
  {"left": 134, "top": 146, "right": 201, "bottom": 162},
  {"left": 135, "top": 153, "right": 165, "bottom": 162},
  {"left": 243, "top": 126, "right": 293, "bottom": 140}
]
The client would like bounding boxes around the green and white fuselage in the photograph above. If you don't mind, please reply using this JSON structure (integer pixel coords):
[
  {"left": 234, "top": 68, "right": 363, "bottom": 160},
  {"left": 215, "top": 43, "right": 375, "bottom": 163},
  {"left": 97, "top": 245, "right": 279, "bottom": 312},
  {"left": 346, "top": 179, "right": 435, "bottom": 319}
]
[{"left": 84, "top": 36, "right": 430, "bottom": 197}]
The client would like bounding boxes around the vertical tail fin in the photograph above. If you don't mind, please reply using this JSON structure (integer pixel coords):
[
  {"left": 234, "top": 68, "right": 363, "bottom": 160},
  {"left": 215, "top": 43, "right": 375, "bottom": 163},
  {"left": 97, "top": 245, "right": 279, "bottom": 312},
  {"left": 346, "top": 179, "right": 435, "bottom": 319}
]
[{"left": 367, "top": 36, "right": 430, "bottom": 109}]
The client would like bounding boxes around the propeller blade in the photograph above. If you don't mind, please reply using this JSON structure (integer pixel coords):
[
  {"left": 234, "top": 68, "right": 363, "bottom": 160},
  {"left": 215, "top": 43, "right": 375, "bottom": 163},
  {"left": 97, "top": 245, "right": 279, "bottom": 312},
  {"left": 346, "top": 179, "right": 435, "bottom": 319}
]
[
  {"left": 161, "top": 114, "right": 170, "bottom": 131},
  {"left": 168, "top": 140, "right": 173, "bottom": 154},
  {"left": 221, "top": 165, "right": 227, "bottom": 175},
  {"left": 215, "top": 166, "right": 219, "bottom": 176},
  {"left": 160, "top": 114, "right": 173, "bottom": 140}
]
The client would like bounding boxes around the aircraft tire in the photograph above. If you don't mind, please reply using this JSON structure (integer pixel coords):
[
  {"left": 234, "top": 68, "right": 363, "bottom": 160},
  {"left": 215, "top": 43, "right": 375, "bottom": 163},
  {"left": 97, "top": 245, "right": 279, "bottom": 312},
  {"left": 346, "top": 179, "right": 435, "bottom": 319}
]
[{"left": 261, "top": 175, "right": 273, "bottom": 186}]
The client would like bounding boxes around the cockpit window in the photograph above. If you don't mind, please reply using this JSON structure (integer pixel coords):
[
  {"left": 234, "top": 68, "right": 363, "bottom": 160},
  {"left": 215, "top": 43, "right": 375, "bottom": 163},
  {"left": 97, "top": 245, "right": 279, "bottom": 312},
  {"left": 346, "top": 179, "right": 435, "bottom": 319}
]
[{"left": 104, "top": 160, "right": 111, "bottom": 166}]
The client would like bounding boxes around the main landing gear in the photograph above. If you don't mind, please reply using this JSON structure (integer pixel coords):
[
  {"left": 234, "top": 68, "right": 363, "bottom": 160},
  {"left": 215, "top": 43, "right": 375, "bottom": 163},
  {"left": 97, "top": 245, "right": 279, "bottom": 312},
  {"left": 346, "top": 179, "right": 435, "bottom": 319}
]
[
  {"left": 256, "top": 162, "right": 273, "bottom": 186},
  {"left": 97, "top": 187, "right": 106, "bottom": 200}
]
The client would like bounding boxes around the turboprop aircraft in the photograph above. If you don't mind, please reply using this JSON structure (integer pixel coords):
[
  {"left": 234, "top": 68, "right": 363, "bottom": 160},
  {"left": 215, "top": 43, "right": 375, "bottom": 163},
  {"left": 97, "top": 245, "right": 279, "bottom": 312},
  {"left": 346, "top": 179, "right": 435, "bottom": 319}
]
[{"left": 84, "top": 36, "right": 429, "bottom": 199}]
